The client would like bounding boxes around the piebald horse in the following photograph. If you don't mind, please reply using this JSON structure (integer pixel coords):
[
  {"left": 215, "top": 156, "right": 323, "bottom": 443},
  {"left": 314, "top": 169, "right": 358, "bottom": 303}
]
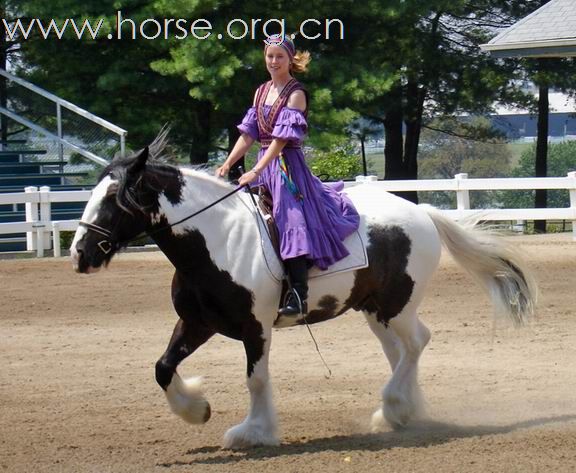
[{"left": 71, "top": 140, "right": 537, "bottom": 449}]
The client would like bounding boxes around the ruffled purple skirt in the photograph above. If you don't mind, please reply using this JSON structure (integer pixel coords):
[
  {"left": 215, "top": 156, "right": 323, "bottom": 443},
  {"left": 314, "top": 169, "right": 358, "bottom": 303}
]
[{"left": 238, "top": 105, "right": 360, "bottom": 270}]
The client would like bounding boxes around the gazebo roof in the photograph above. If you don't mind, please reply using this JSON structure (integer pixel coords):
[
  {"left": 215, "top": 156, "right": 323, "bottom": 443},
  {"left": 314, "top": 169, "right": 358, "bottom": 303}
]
[{"left": 481, "top": 0, "right": 576, "bottom": 58}]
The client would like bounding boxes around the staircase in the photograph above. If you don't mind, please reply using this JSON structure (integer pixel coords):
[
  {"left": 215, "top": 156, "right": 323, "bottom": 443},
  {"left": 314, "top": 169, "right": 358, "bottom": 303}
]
[{"left": 0, "top": 69, "right": 127, "bottom": 252}]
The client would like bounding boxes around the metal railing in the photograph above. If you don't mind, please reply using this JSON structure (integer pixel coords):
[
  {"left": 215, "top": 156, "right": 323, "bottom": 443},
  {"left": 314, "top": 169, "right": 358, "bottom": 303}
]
[
  {"left": 0, "top": 68, "right": 126, "bottom": 166},
  {"left": 1, "top": 172, "right": 575, "bottom": 257}
]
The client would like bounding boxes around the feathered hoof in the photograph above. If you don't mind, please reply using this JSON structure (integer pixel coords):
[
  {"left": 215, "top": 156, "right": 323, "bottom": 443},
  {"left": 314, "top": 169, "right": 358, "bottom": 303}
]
[
  {"left": 383, "top": 395, "right": 413, "bottom": 430},
  {"left": 165, "top": 375, "right": 211, "bottom": 424},
  {"left": 222, "top": 422, "right": 280, "bottom": 450},
  {"left": 370, "top": 408, "right": 386, "bottom": 433}
]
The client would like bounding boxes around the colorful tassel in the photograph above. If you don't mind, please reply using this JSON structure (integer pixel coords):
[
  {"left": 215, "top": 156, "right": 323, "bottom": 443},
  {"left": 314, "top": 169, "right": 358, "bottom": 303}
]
[{"left": 278, "top": 153, "right": 303, "bottom": 202}]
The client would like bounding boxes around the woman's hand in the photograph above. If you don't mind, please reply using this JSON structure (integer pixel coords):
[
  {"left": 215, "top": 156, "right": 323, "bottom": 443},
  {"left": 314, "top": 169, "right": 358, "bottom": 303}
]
[
  {"left": 238, "top": 169, "right": 259, "bottom": 187},
  {"left": 215, "top": 163, "right": 230, "bottom": 178}
]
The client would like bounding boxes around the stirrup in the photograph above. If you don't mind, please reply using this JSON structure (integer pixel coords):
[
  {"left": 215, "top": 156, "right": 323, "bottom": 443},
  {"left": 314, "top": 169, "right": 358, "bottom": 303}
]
[{"left": 278, "top": 289, "right": 308, "bottom": 317}]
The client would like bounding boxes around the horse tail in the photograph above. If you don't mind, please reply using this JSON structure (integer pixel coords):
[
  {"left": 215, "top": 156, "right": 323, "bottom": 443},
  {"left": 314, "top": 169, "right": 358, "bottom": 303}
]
[{"left": 422, "top": 205, "right": 538, "bottom": 326}]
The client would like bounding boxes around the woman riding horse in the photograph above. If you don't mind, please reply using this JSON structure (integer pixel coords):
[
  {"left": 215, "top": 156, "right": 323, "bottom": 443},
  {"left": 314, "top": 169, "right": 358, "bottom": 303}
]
[
  {"left": 70, "top": 138, "right": 537, "bottom": 449},
  {"left": 216, "top": 34, "right": 360, "bottom": 317}
]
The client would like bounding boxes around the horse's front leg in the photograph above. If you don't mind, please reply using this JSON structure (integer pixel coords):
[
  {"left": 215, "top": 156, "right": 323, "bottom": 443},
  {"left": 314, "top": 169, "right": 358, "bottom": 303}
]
[
  {"left": 223, "top": 320, "right": 278, "bottom": 449},
  {"left": 155, "top": 317, "right": 215, "bottom": 424}
]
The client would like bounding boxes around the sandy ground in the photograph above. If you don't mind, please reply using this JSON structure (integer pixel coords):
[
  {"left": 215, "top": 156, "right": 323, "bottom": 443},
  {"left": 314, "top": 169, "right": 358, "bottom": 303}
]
[{"left": 1, "top": 233, "right": 576, "bottom": 473}]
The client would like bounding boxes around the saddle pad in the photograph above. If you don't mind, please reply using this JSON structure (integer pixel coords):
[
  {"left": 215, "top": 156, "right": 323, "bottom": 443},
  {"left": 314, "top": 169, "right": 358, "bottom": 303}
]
[
  {"left": 309, "top": 229, "right": 369, "bottom": 280},
  {"left": 255, "top": 209, "right": 369, "bottom": 282}
]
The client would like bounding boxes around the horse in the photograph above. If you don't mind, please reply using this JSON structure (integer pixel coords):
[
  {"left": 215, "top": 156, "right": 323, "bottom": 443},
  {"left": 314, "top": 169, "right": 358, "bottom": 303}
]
[{"left": 70, "top": 139, "right": 537, "bottom": 449}]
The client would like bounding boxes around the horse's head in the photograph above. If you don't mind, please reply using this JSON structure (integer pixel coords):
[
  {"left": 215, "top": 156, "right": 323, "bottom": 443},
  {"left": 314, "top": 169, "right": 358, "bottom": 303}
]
[{"left": 71, "top": 146, "right": 155, "bottom": 273}]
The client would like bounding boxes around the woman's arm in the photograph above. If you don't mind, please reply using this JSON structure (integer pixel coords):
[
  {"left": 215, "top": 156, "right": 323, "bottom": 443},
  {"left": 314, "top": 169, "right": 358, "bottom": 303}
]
[
  {"left": 216, "top": 133, "right": 255, "bottom": 177},
  {"left": 238, "top": 137, "right": 287, "bottom": 186},
  {"left": 216, "top": 90, "right": 260, "bottom": 178}
]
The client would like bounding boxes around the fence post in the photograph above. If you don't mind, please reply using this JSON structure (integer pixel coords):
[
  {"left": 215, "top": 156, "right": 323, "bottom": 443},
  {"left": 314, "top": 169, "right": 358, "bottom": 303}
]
[
  {"left": 25, "top": 186, "right": 38, "bottom": 251},
  {"left": 355, "top": 175, "right": 378, "bottom": 183},
  {"left": 120, "top": 133, "right": 126, "bottom": 158},
  {"left": 35, "top": 223, "right": 44, "bottom": 257},
  {"left": 568, "top": 171, "right": 576, "bottom": 241},
  {"left": 455, "top": 173, "right": 470, "bottom": 215},
  {"left": 39, "top": 186, "right": 52, "bottom": 252},
  {"left": 52, "top": 222, "right": 61, "bottom": 258},
  {"left": 56, "top": 103, "right": 64, "bottom": 165}
]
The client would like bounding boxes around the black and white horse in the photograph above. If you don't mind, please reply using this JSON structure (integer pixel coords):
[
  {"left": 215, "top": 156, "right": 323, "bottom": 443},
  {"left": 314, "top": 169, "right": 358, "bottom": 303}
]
[{"left": 71, "top": 141, "right": 537, "bottom": 449}]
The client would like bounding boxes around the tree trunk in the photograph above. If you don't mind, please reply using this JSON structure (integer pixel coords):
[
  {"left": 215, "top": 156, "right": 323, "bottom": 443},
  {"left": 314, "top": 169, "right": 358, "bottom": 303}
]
[
  {"left": 534, "top": 80, "right": 549, "bottom": 233},
  {"left": 188, "top": 101, "right": 211, "bottom": 165},
  {"left": 401, "top": 81, "right": 427, "bottom": 204},
  {"left": 383, "top": 86, "right": 404, "bottom": 181}
]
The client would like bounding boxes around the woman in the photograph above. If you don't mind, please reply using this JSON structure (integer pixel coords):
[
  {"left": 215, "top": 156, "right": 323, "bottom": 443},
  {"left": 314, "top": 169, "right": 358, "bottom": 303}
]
[{"left": 216, "top": 34, "right": 360, "bottom": 317}]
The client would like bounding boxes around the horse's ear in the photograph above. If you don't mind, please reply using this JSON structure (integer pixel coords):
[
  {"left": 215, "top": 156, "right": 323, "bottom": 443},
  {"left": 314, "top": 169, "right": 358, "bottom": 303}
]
[{"left": 128, "top": 147, "right": 149, "bottom": 175}]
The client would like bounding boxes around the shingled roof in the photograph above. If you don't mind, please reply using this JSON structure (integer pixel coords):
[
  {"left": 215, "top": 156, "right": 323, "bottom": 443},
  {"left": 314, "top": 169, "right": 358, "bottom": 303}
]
[{"left": 481, "top": 0, "right": 576, "bottom": 58}]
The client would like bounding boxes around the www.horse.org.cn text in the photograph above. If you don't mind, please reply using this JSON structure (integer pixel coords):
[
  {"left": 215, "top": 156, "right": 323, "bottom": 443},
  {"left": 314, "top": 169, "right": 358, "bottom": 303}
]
[{"left": 1, "top": 13, "right": 346, "bottom": 41}]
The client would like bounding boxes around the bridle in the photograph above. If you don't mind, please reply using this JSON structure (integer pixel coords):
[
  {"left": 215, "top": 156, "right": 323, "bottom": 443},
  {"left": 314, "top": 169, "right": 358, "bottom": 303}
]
[
  {"left": 79, "top": 183, "right": 247, "bottom": 256},
  {"left": 78, "top": 221, "right": 116, "bottom": 255}
]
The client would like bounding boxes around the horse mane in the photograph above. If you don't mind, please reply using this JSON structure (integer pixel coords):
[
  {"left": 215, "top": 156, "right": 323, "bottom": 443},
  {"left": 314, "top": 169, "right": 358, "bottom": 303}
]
[
  {"left": 148, "top": 125, "right": 171, "bottom": 162},
  {"left": 105, "top": 129, "right": 235, "bottom": 215}
]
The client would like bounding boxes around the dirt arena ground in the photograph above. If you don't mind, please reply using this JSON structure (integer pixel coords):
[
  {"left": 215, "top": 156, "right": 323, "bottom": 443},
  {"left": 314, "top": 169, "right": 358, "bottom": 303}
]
[{"left": 1, "top": 233, "right": 576, "bottom": 472}]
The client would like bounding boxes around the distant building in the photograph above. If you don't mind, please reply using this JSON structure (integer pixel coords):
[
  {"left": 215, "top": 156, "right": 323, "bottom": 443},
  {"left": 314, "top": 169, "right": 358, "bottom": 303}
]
[
  {"left": 490, "top": 90, "right": 576, "bottom": 142},
  {"left": 480, "top": 0, "right": 576, "bottom": 141}
]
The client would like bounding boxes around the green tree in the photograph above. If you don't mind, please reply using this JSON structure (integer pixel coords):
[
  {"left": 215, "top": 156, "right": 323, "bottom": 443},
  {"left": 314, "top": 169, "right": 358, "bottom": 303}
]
[
  {"left": 14, "top": 0, "right": 216, "bottom": 162},
  {"left": 150, "top": 0, "right": 358, "bottom": 176},
  {"left": 308, "top": 146, "right": 363, "bottom": 181},
  {"left": 316, "top": 1, "right": 533, "bottom": 203},
  {"left": 487, "top": 1, "right": 576, "bottom": 232},
  {"left": 419, "top": 117, "right": 511, "bottom": 208},
  {"left": 16, "top": 0, "right": 574, "bottom": 188},
  {"left": 518, "top": 59, "right": 576, "bottom": 232},
  {"left": 16, "top": 0, "right": 359, "bottom": 169},
  {"left": 0, "top": 1, "right": 32, "bottom": 142}
]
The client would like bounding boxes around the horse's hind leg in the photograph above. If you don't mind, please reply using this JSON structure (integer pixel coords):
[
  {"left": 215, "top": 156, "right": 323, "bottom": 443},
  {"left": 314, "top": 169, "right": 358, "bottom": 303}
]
[
  {"left": 155, "top": 318, "right": 215, "bottom": 424},
  {"left": 364, "top": 312, "right": 401, "bottom": 371},
  {"left": 365, "top": 303, "right": 431, "bottom": 431}
]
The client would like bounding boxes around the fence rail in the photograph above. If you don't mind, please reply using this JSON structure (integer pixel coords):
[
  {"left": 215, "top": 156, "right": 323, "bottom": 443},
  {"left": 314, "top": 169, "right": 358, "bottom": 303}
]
[
  {"left": 1, "top": 172, "right": 575, "bottom": 257},
  {"left": 0, "top": 68, "right": 126, "bottom": 166}
]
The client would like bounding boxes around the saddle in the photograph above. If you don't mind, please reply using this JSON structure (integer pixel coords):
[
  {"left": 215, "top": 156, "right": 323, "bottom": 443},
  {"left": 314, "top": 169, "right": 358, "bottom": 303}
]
[
  {"left": 250, "top": 186, "right": 281, "bottom": 258},
  {"left": 248, "top": 186, "right": 369, "bottom": 283}
]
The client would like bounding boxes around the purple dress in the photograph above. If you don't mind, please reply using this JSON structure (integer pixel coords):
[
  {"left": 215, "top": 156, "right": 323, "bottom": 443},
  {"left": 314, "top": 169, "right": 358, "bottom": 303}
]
[{"left": 238, "top": 80, "right": 360, "bottom": 270}]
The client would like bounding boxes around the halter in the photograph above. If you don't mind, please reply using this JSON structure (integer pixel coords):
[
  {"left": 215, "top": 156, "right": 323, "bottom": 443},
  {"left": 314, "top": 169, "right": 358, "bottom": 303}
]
[{"left": 79, "top": 184, "right": 247, "bottom": 256}]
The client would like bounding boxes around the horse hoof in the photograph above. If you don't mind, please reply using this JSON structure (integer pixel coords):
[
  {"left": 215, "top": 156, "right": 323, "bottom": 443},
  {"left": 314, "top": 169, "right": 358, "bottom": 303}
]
[
  {"left": 223, "top": 422, "right": 280, "bottom": 449},
  {"left": 165, "top": 375, "right": 212, "bottom": 424},
  {"left": 203, "top": 402, "right": 211, "bottom": 423},
  {"left": 370, "top": 408, "right": 385, "bottom": 432}
]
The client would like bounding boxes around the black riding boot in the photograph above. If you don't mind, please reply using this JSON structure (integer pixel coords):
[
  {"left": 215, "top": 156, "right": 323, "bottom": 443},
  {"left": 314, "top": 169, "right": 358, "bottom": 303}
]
[{"left": 278, "top": 256, "right": 308, "bottom": 316}]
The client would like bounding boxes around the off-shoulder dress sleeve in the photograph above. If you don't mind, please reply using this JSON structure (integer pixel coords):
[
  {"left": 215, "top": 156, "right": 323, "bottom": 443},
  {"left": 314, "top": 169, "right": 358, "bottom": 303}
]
[
  {"left": 237, "top": 106, "right": 258, "bottom": 140},
  {"left": 271, "top": 108, "right": 307, "bottom": 141}
]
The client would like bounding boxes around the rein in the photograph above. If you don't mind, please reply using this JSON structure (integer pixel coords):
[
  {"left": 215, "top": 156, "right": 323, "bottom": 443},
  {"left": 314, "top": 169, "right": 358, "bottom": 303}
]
[
  {"left": 81, "top": 175, "right": 333, "bottom": 378},
  {"left": 79, "top": 183, "right": 248, "bottom": 255}
]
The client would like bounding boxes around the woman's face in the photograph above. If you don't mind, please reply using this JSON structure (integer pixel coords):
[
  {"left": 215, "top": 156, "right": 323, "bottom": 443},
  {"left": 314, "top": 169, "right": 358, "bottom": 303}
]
[{"left": 265, "top": 45, "right": 291, "bottom": 77}]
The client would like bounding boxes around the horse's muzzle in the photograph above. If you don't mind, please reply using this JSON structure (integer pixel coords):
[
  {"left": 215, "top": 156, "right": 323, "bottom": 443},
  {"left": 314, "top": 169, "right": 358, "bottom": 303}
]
[{"left": 71, "top": 248, "right": 102, "bottom": 274}]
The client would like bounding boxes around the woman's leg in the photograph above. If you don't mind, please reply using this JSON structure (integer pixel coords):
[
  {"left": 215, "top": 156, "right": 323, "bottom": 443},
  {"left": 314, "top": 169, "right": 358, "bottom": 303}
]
[{"left": 278, "top": 255, "right": 309, "bottom": 316}]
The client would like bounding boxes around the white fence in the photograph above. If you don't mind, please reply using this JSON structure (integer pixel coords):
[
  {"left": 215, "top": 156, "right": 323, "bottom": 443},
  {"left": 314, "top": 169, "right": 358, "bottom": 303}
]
[{"left": 1, "top": 172, "right": 575, "bottom": 257}]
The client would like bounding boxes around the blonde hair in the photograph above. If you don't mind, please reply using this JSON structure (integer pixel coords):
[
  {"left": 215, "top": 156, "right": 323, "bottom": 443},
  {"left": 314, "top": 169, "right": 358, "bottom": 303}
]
[{"left": 291, "top": 50, "right": 311, "bottom": 74}]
